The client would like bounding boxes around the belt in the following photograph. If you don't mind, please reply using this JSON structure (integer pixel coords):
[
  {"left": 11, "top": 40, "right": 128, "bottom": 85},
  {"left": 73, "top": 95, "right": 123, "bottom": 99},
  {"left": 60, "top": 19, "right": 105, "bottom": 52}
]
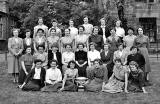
[{"left": 114, "top": 76, "right": 125, "bottom": 82}]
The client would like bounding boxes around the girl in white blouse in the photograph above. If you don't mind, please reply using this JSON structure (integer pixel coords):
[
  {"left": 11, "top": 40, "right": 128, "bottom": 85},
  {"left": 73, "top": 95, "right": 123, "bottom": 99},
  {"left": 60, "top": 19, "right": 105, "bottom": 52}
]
[{"left": 87, "top": 42, "right": 101, "bottom": 67}]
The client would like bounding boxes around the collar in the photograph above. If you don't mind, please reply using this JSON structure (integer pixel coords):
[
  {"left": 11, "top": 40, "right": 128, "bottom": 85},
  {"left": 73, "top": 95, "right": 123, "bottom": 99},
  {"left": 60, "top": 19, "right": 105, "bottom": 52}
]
[{"left": 101, "top": 25, "right": 106, "bottom": 28}]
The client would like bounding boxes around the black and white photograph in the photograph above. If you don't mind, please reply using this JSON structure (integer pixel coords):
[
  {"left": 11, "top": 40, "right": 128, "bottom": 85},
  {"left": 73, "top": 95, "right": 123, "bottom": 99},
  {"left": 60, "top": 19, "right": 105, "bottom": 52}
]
[{"left": 0, "top": 0, "right": 160, "bottom": 104}]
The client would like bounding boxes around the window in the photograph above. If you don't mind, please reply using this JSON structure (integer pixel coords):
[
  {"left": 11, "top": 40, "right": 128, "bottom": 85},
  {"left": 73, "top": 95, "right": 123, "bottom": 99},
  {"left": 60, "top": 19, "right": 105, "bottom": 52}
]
[
  {"left": 149, "top": 0, "right": 154, "bottom": 2},
  {"left": 0, "top": 17, "right": 2, "bottom": 39},
  {"left": 135, "top": 0, "right": 147, "bottom": 2}
]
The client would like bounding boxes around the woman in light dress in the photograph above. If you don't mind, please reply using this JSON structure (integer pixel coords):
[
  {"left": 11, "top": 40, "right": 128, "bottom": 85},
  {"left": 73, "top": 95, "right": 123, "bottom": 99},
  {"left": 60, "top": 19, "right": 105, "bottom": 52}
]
[
  {"left": 60, "top": 28, "right": 75, "bottom": 53},
  {"left": 47, "top": 28, "right": 60, "bottom": 50},
  {"left": 62, "top": 44, "right": 75, "bottom": 75},
  {"left": 102, "top": 58, "right": 129, "bottom": 93},
  {"left": 75, "top": 25, "right": 88, "bottom": 51},
  {"left": 34, "top": 28, "right": 47, "bottom": 53},
  {"left": 134, "top": 27, "right": 151, "bottom": 82},
  {"left": 123, "top": 27, "right": 136, "bottom": 55},
  {"left": 8, "top": 28, "right": 23, "bottom": 83}
]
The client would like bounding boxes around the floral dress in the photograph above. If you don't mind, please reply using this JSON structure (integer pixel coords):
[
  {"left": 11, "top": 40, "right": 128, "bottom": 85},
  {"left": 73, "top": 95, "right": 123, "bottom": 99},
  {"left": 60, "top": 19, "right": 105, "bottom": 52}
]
[{"left": 103, "top": 65, "right": 129, "bottom": 93}]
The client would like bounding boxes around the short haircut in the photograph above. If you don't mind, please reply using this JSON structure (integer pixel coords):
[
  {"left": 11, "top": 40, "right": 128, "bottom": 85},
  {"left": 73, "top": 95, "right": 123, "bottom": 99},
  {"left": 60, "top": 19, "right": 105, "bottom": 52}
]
[
  {"left": 130, "top": 46, "right": 139, "bottom": 51},
  {"left": 38, "top": 45, "right": 45, "bottom": 50},
  {"left": 12, "top": 28, "right": 20, "bottom": 33},
  {"left": 78, "top": 25, "right": 85, "bottom": 31},
  {"left": 114, "top": 58, "right": 122, "bottom": 64},
  {"left": 49, "top": 59, "right": 58, "bottom": 65},
  {"left": 83, "top": 15, "right": 88, "bottom": 19},
  {"left": 25, "top": 29, "right": 31, "bottom": 33},
  {"left": 37, "top": 28, "right": 44, "bottom": 33},
  {"left": 109, "top": 27, "right": 116, "bottom": 32},
  {"left": 49, "top": 28, "right": 56, "bottom": 33},
  {"left": 93, "top": 26, "right": 99, "bottom": 31},
  {"left": 52, "top": 19, "right": 58, "bottom": 23},
  {"left": 34, "top": 59, "right": 43, "bottom": 64},
  {"left": 129, "top": 61, "right": 139, "bottom": 69},
  {"left": 103, "top": 43, "right": 111, "bottom": 49},
  {"left": 89, "top": 42, "right": 96, "bottom": 48},
  {"left": 51, "top": 43, "right": 58, "bottom": 49},
  {"left": 64, "top": 44, "right": 72, "bottom": 48},
  {"left": 93, "top": 58, "right": 103, "bottom": 65},
  {"left": 137, "top": 26, "right": 144, "bottom": 33},
  {"left": 127, "top": 27, "right": 134, "bottom": 32},
  {"left": 67, "top": 60, "right": 77, "bottom": 68},
  {"left": 77, "top": 43, "right": 85, "bottom": 48}
]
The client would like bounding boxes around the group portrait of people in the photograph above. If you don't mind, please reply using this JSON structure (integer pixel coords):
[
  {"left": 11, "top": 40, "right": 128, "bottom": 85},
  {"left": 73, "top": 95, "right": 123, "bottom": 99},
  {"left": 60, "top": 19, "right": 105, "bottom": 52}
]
[{"left": 7, "top": 15, "right": 151, "bottom": 93}]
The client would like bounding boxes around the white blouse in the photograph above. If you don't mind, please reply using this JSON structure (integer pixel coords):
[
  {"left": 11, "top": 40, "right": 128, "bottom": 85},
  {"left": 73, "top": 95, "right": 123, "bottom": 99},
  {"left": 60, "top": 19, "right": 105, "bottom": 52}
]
[
  {"left": 33, "top": 68, "right": 41, "bottom": 79},
  {"left": 62, "top": 52, "right": 75, "bottom": 65},
  {"left": 115, "top": 27, "right": 125, "bottom": 38},
  {"left": 45, "top": 68, "right": 62, "bottom": 84},
  {"left": 69, "top": 26, "right": 78, "bottom": 39},
  {"left": 88, "top": 50, "right": 101, "bottom": 66},
  {"left": 83, "top": 23, "right": 93, "bottom": 35}
]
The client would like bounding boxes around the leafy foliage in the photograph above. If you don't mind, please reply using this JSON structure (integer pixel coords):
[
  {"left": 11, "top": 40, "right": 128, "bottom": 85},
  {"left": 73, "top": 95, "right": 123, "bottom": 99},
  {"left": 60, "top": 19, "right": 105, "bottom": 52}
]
[{"left": 8, "top": 0, "right": 120, "bottom": 37}]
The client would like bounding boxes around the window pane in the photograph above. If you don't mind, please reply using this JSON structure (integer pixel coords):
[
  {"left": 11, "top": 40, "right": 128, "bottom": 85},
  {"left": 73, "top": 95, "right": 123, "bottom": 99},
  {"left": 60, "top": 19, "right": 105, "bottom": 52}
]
[{"left": 135, "top": 0, "right": 147, "bottom": 2}]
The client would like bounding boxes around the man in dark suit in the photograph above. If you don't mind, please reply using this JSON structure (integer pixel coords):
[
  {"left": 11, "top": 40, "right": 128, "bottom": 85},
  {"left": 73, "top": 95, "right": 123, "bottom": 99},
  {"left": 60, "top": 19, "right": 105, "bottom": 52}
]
[
  {"left": 98, "top": 18, "right": 111, "bottom": 43},
  {"left": 20, "top": 59, "right": 46, "bottom": 91},
  {"left": 100, "top": 43, "right": 114, "bottom": 78},
  {"left": 48, "top": 44, "right": 62, "bottom": 71}
]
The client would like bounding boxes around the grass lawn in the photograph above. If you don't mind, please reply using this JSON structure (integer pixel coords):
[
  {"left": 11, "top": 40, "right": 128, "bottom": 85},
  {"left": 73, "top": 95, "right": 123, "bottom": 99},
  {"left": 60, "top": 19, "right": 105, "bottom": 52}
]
[{"left": 0, "top": 59, "right": 160, "bottom": 104}]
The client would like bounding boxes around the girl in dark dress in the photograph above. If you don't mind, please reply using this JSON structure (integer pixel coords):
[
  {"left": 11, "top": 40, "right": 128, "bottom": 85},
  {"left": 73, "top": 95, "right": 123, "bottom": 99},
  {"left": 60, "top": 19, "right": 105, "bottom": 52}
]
[
  {"left": 18, "top": 47, "right": 35, "bottom": 85},
  {"left": 85, "top": 59, "right": 108, "bottom": 92},
  {"left": 88, "top": 26, "right": 104, "bottom": 52},
  {"left": 100, "top": 43, "right": 114, "bottom": 78},
  {"left": 127, "top": 61, "right": 147, "bottom": 93},
  {"left": 75, "top": 43, "right": 88, "bottom": 77},
  {"left": 20, "top": 59, "right": 46, "bottom": 91}
]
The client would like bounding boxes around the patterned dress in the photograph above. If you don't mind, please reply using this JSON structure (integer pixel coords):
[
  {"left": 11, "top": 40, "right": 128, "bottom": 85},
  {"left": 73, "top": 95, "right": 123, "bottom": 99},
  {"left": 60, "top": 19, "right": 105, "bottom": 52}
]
[
  {"left": 103, "top": 65, "right": 129, "bottom": 93},
  {"left": 106, "top": 36, "right": 121, "bottom": 52},
  {"left": 7, "top": 37, "right": 23, "bottom": 74},
  {"left": 63, "top": 68, "right": 78, "bottom": 91},
  {"left": 123, "top": 35, "right": 136, "bottom": 54},
  {"left": 47, "top": 36, "right": 59, "bottom": 50}
]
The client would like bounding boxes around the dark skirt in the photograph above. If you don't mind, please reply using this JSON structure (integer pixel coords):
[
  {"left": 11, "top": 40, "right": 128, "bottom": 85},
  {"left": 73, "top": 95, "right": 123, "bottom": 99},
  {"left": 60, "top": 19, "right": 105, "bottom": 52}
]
[
  {"left": 22, "top": 79, "right": 41, "bottom": 91},
  {"left": 77, "top": 61, "right": 87, "bottom": 77},
  {"left": 63, "top": 80, "right": 78, "bottom": 92},
  {"left": 128, "top": 81, "right": 143, "bottom": 92},
  {"left": 18, "top": 65, "right": 32, "bottom": 84},
  {"left": 41, "top": 82, "right": 62, "bottom": 92},
  {"left": 106, "top": 63, "right": 114, "bottom": 79},
  {"left": 84, "top": 78, "right": 103, "bottom": 92}
]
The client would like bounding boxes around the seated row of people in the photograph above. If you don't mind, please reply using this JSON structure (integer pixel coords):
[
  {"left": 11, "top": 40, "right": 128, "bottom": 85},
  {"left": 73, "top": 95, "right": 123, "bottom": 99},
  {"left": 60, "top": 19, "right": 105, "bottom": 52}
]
[{"left": 19, "top": 58, "right": 147, "bottom": 93}]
